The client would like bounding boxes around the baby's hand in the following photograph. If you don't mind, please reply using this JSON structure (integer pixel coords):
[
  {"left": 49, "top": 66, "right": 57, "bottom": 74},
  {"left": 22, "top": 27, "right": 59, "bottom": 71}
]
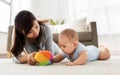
[{"left": 66, "top": 62, "right": 75, "bottom": 66}]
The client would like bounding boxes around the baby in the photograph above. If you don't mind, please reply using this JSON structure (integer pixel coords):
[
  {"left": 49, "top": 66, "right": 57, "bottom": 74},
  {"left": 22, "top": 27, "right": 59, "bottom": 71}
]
[{"left": 53, "top": 29, "right": 110, "bottom": 66}]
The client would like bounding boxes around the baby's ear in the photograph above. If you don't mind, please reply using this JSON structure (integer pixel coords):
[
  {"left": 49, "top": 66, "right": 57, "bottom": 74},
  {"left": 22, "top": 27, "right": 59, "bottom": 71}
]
[{"left": 73, "top": 41, "right": 78, "bottom": 48}]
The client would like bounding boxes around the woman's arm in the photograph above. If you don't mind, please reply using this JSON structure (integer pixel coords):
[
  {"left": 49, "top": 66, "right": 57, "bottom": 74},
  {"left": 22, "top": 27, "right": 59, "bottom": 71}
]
[
  {"left": 17, "top": 51, "right": 37, "bottom": 65},
  {"left": 44, "top": 25, "right": 54, "bottom": 54},
  {"left": 53, "top": 54, "right": 65, "bottom": 63},
  {"left": 66, "top": 51, "right": 88, "bottom": 66},
  {"left": 16, "top": 50, "right": 28, "bottom": 63},
  {"left": 17, "top": 54, "right": 28, "bottom": 64}
]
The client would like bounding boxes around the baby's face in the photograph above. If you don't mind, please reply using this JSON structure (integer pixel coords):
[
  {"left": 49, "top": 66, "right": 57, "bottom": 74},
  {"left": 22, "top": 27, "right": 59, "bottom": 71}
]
[{"left": 58, "top": 35, "right": 76, "bottom": 55}]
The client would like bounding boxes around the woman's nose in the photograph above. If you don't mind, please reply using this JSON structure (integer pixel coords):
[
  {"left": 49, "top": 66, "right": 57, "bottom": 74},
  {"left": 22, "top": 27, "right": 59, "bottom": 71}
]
[{"left": 33, "top": 29, "right": 38, "bottom": 35}]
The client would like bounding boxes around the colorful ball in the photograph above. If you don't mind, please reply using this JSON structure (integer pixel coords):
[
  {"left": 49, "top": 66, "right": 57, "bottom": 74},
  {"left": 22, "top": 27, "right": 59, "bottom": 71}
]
[{"left": 34, "top": 50, "right": 53, "bottom": 66}]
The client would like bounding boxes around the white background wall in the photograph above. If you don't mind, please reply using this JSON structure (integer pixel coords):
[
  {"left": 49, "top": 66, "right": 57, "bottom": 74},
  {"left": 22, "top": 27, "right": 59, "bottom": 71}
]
[
  {"left": 11, "top": 0, "right": 64, "bottom": 25},
  {"left": 31, "top": 0, "right": 60, "bottom": 20},
  {"left": 11, "top": 0, "right": 120, "bottom": 35}
]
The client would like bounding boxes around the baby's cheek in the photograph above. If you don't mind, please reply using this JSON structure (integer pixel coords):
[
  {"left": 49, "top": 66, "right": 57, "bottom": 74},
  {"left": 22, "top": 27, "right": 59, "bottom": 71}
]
[
  {"left": 62, "top": 49, "right": 67, "bottom": 53},
  {"left": 69, "top": 45, "right": 74, "bottom": 49}
]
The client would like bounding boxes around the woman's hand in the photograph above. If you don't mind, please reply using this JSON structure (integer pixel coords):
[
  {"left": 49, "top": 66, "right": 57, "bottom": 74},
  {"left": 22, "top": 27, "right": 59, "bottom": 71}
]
[{"left": 27, "top": 52, "right": 37, "bottom": 65}]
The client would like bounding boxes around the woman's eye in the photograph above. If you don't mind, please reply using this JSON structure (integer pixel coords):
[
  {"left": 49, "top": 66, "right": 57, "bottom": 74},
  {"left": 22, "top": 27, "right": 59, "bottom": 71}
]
[
  {"left": 29, "top": 31, "right": 32, "bottom": 34},
  {"left": 35, "top": 26, "right": 38, "bottom": 29}
]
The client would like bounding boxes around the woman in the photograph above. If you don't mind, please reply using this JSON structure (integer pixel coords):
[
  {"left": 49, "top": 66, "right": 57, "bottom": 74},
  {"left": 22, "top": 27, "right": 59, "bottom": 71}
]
[{"left": 11, "top": 10, "right": 60, "bottom": 65}]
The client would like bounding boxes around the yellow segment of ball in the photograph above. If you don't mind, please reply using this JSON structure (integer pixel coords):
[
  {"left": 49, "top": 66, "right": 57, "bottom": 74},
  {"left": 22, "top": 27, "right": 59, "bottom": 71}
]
[{"left": 34, "top": 52, "right": 49, "bottom": 63}]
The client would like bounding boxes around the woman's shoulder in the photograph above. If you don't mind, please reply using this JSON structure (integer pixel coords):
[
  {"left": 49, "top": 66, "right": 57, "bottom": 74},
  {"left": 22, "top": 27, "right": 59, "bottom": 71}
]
[
  {"left": 40, "top": 24, "right": 50, "bottom": 31},
  {"left": 40, "top": 24, "right": 52, "bottom": 38}
]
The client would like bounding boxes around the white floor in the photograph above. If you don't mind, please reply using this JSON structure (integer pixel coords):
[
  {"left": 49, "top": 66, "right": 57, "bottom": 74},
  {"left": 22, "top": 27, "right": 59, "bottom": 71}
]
[{"left": 0, "top": 55, "right": 120, "bottom": 75}]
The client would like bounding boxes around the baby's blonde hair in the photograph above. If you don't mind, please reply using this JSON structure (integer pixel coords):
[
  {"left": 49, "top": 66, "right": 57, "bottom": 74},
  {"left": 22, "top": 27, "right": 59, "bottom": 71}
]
[{"left": 60, "top": 29, "right": 79, "bottom": 42}]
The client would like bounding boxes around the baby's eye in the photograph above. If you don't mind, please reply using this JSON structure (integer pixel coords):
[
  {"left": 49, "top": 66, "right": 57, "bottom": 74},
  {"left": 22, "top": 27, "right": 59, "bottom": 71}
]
[{"left": 63, "top": 46, "right": 66, "bottom": 48}]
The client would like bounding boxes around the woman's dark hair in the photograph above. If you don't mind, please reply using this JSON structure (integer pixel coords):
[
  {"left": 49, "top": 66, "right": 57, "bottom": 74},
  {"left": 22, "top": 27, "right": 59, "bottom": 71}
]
[{"left": 11, "top": 10, "right": 44, "bottom": 58}]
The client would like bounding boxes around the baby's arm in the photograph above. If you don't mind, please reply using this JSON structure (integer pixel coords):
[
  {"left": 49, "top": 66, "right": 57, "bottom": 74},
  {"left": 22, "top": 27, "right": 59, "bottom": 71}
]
[
  {"left": 66, "top": 51, "right": 88, "bottom": 66},
  {"left": 53, "top": 54, "right": 65, "bottom": 63}
]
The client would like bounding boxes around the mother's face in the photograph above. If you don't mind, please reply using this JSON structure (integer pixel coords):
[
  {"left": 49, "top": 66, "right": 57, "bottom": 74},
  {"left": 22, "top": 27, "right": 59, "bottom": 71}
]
[{"left": 26, "top": 20, "right": 40, "bottom": 38}]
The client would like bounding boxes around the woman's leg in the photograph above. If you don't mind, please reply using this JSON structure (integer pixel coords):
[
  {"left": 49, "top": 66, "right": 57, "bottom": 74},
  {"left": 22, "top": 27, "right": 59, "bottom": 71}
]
[{"left": 98, "top": 45, "right": 111, "bottom": 60}]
